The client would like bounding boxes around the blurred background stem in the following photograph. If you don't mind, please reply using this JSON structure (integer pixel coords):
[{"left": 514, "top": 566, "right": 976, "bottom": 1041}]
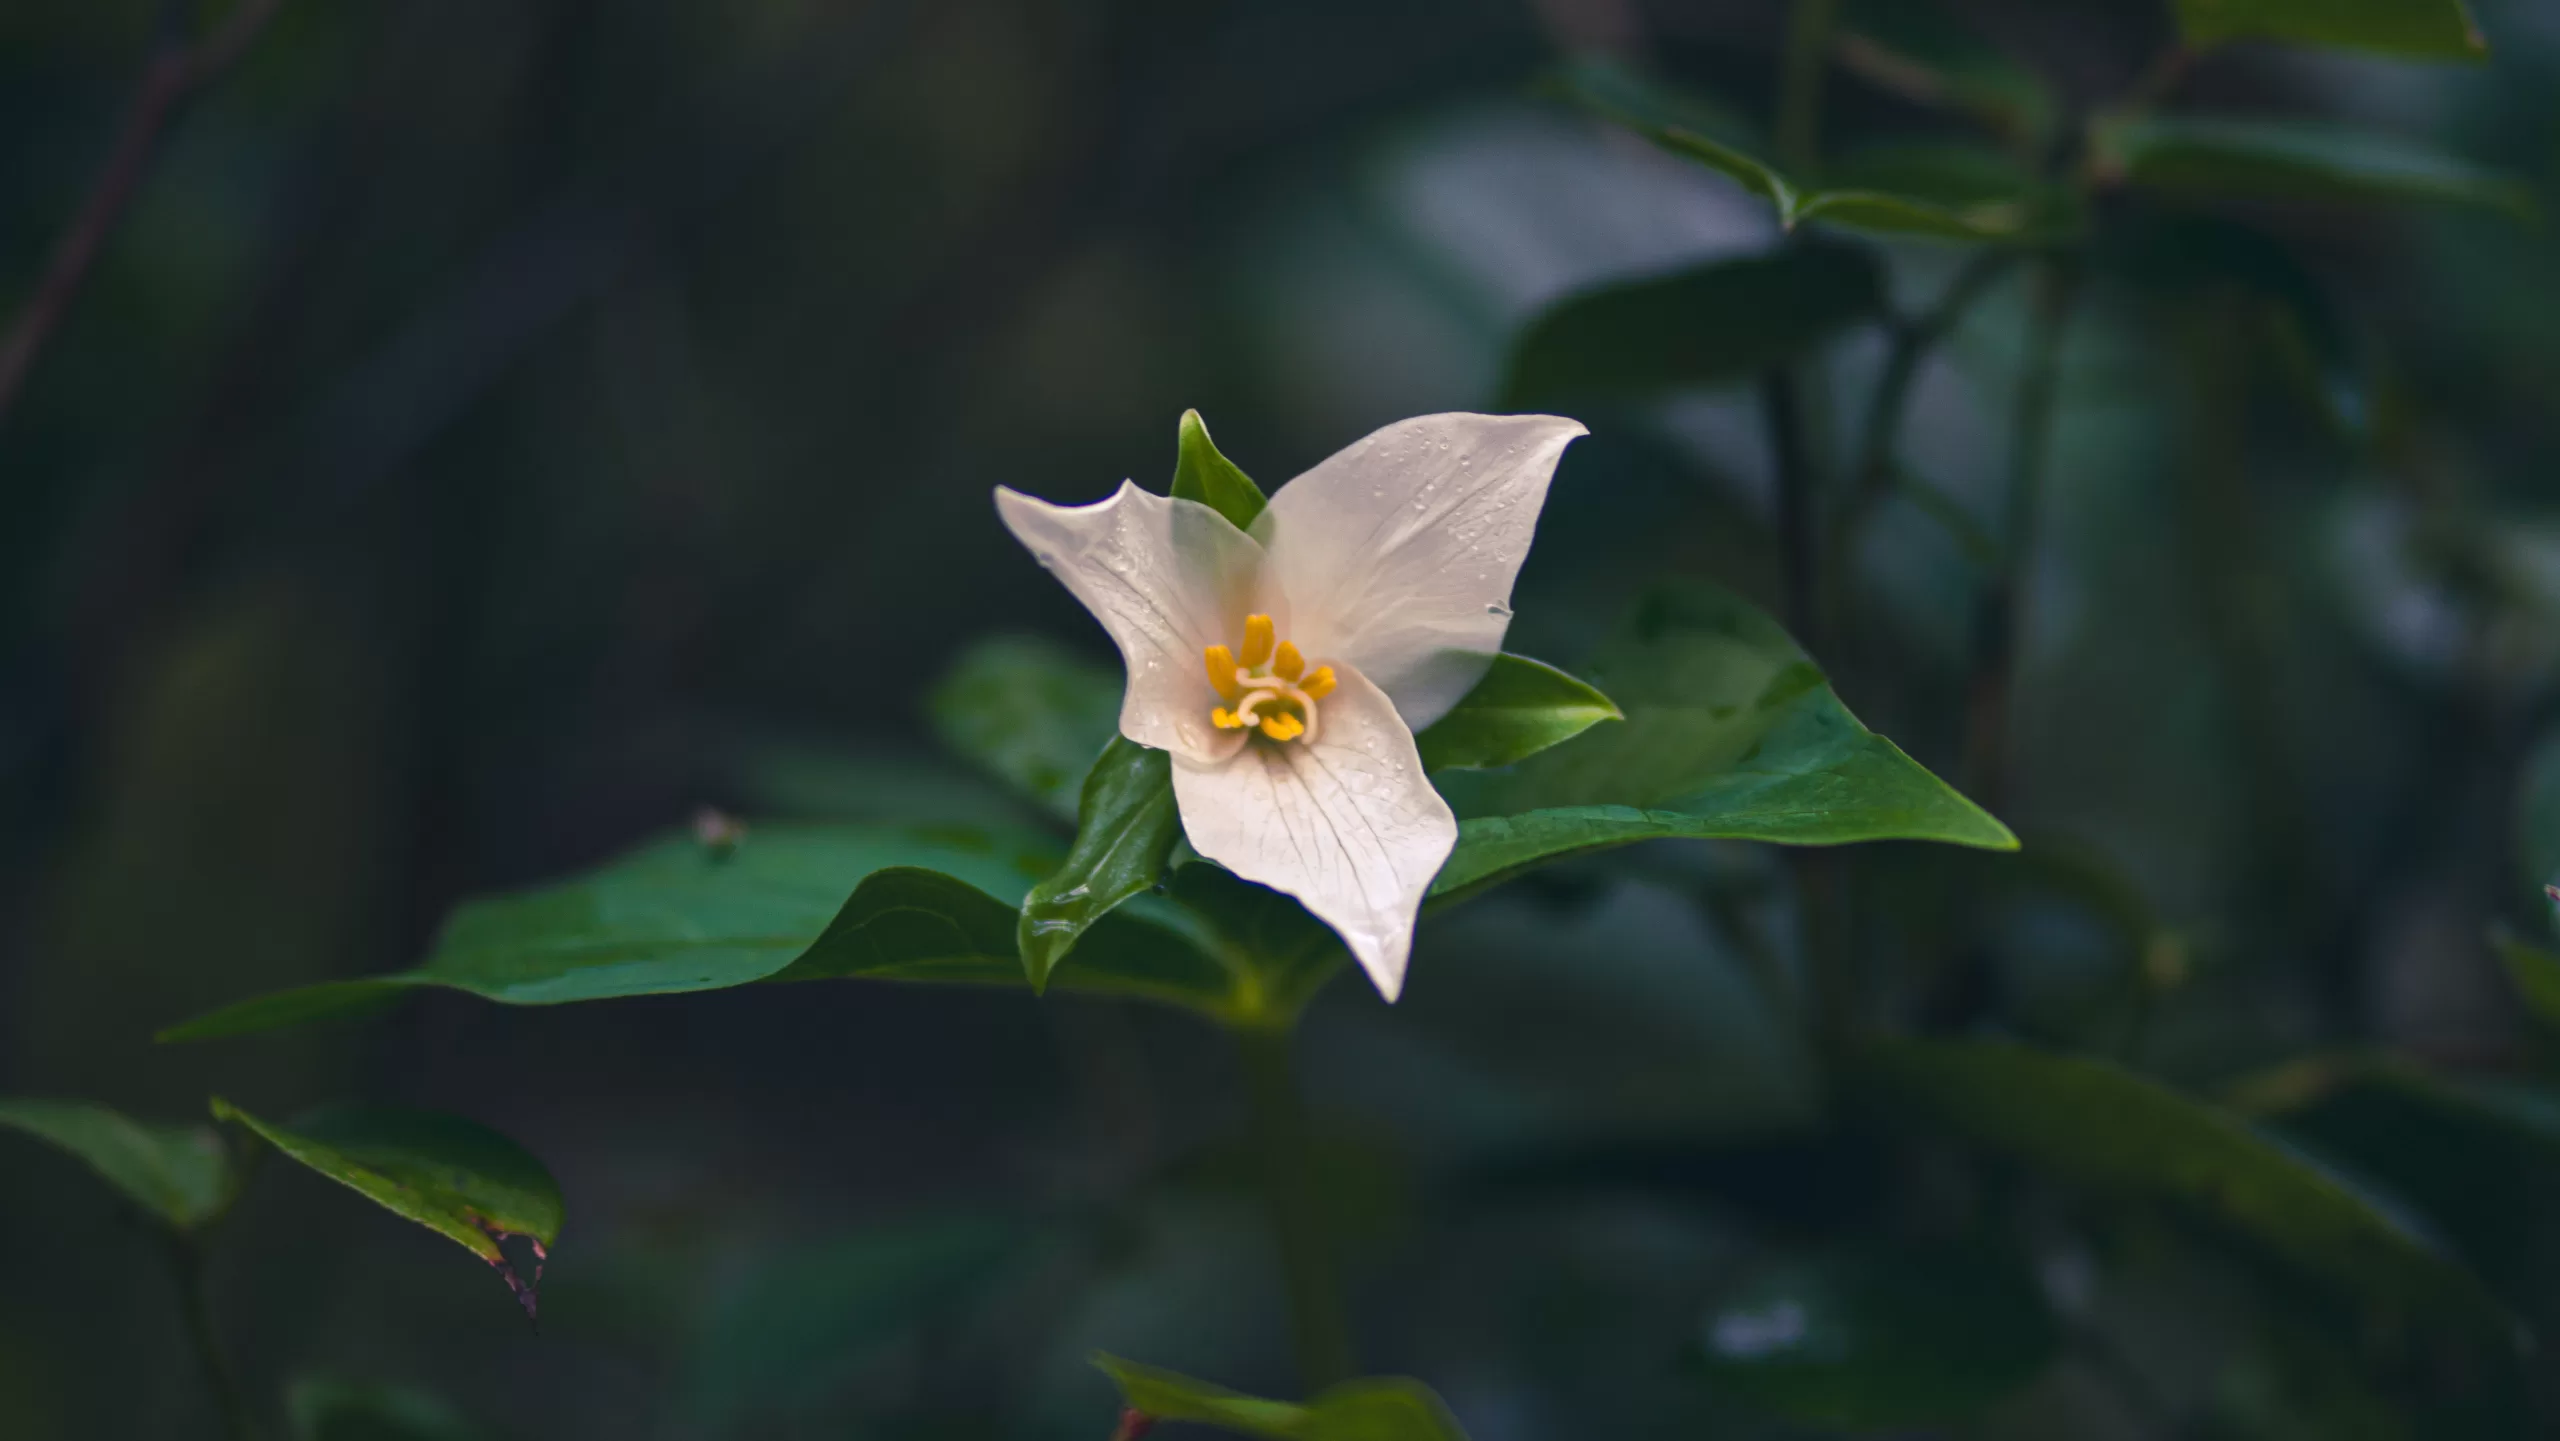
[
  {"left": 167, "top": 1233, "right": 258, "bottom": 1441},
  {"left": 1965, "top": 257, "right": 2080, "bottom": 812},
  {"left": 1234, "top": 1022, "right": 1352, "bottom": 1392}
]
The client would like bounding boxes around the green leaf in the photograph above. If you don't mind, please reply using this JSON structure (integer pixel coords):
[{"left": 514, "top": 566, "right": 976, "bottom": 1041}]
[
  {"left": 1551, "top": 63, "right": 2055, "bottom": 244},
  {"left": 1019, "top": 737, "right": 1181, "bottom": 989},
  {"left": 1167, "top": 862, "right": 1349, "bottom": 1023},
  {"left": 2173, "top": 0, "right": 2485, "bottom": 60},
  {"left": 1500, "top": 244, "right": 1886, "bottom": 408},
  {"left": 1173, "top": 409, "right": 1268, "bottom": 533},
  {"left": 0, "top": 1098, "right": 233, "bottom": 1230},
  {"left": 1093, "top": 1353, "right": 1469, "bottom": 1440},
  {"left": 214, "top": 1099, "right": 562, "bottom": 1319},
  {"left": 1857, "top": 1040, "right": 2511, "bottom": 1333},
  {"left": 2493, "top": 929, "right": 2560, "bottom": 1038},
  {"left": 1430, "top": 583, "right": 2014, "bottom": 903},
  {"left": 1695, "top": 1241, "right": 2060, "bottom": 1428},
  {"left": 2097, "top": 117, "right": 2531, "bottom": 219},
  {"left": 929, "top": 636, "right": 1122, "bottom": 822},
  {"left": 165, "top": 823, "right": 1248, "bottom": 1039},
  {"left": 2235, "top": 1054, "right": 2560, "bottom": 1317},
  {"left": 288, "top": 1378, "right": 493, "bottom": 1441},
  {"left": 1413, "top": 654, "right": 1619, "bottom": 772},
  {"left": 2516, "top": 726, "right": 2560, "bottom": 894},
  {"left": 685, "top": 1217, "right": 1024, "bottom": 1426}
]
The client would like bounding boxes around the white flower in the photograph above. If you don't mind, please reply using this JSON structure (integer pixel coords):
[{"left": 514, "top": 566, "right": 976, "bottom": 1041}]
[{"left": 995, "top": 412, "right": 1586, "bottom": 1001}]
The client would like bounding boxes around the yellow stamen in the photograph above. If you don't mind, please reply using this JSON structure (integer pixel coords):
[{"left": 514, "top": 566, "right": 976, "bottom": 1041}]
[
  {"left": 1300, "top": 666, "right": 1336, "bottom": 701},
  {"left": 1203, "top": 644, "right": 1243, "bottom": 703},
  {"left": 1273, "top": 640, "right": 1305, "bottom": 683},
  {"left": 1260, "top": 713, "right": 1303, "bottom": 742},
  {"left": 1241, "top": 613, "right": 1276, "bottom": 668},
  {"left": 1212, "top": 707, "right": 1245, "bottom": 730}
]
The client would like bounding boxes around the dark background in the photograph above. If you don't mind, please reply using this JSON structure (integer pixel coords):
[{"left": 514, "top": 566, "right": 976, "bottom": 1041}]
[{"left": 7, "top": 1, "right": 2560, "bottom": 1436}]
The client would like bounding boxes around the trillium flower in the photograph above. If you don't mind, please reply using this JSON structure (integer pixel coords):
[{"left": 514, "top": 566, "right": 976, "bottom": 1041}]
[{"left": 995, "top": 412, "right": 1586, "bottom": 1000}]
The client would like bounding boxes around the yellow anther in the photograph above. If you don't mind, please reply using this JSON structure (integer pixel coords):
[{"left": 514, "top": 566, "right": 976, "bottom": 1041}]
[
  {"left": 1260, "top": 713, "right": 1304, "bottom": 742},
  {"left": 1241, "top": 613, "right": 1276, "bottom": 668},
  {"left": 1300, "top": 666, "right": 1336, "bottom": 701},
  {"left": 1273, "top": 640, "right": 1305, "bottom": 683},
  {"left": 1203, "top": 644, "right": 1243, "bottom": 703},
  {"left": 1212, "top": 707, "right": 1245, "bottom": 730}
]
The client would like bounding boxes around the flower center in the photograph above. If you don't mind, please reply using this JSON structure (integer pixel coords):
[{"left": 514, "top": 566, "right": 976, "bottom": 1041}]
[{"left": 1204, "top": 613, "right": 1336, "bottom": 745}]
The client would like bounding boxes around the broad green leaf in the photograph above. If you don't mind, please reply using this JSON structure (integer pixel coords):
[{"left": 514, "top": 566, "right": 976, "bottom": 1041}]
[
  {"left": 929, "top": 636, "right": 1122, "bottom": 822},
  {"left": 288, "top": 1378, "right": 492, "bottom": 1441},
  {"left": 1019, "top": 737, "right": 1181, "bottom": 989},
  {"left": 1173, "top": 409, "right": 1268, "bottom": 533},
  {"left": 1858, "top": 1040, "right": 2509, "bottom": 1333},
  {"left": 2173, "top": 0, "right": 2485, "bottom": 60},
  {"left": 1815, "top": 142, "right": 2078, "bottom": 242},
  {"left": 1430, "top": 583, "right": 2014, "bottom": 903},
  {"left": 2494, "top": 930, "right": 2560, "bottom": 1036},
  {"left": 165, "top": 824, "right": 1248, "bottom": 1039},
  {"left": 1167, "top": 862, "right": 1350, "bottom": 1024},
  {"left": 1413, "top": 654, "right": 1619, "bottom": 772},
  {"left": 1500, "top": 245, "right": 1885, "bottom": 409},
  {"left": 1093, "top": 1353, "right": 1469, "bottom": 1440},
  {"left": 0, "top": 1098, "right": 232, "bottom": 1230},
  {"left": 1695, "top": 1241, "right": 2059, "bottom": 1427},
  {"left": 215, "top": 1100, "right": 562, "bottom": 1318},
  {"left": 685, "top": 1217, "right": 1024, "bottom": 1425},
  {"left": 2097, "top": 117, "right": 2530, "bottom": 219}
]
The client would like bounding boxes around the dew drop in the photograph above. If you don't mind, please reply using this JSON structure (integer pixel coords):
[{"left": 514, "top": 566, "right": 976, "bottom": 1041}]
[{"left": 1486, "top": 602, "right": 1512, "bottom": 618}]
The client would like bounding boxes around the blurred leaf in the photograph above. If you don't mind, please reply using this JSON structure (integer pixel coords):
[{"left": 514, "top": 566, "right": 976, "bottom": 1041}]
[
  {"left": 2494, "top": 930, "right": 2560, "bottom": 1036},
  {"left": 1413, "top": 654, "right": 1620, "bottom": 772},
  {"left": 166, "top": 825, "right": 1246, "bottom": 1038},
  {"left": 732, "top": 743, "right": 1040, "bottom": 829},
  {"left": 2097, "top": 117, "right": 2531, "bottom": 218},
  {"left": 2518, "top": 727, "right": 2560, "bottom": 893},
  {"left": 1541, "top": 55, "right": 1764, "bottom": 152},
  {"left": 1501, "top": 244, "right": 1884, "bottom": 409},
  {"left": 1553, "top": 64, "right": 2057, "bottom": 244},
  {"left": 1817, "top": 141, "right": 2077, "bottom": 241},
  {"left": 1019, "top": 737, "right": 1181, "bottom": 990},
  {"left": 1174, "top": 409, "right": 1268, "bottom": 533},
  {"left": 2172, "top": 0, "right": 2486, "bottom": 60},
  {"left": 685, "top": 1217, "right": 1024, "bottom": 1426},
  {"left": 1859, "top": 1040, "right": 2511, "bottom": 1333},
  {"left": 1694, "top": 1240, "right": 2059, "bottom": 1427},
  {"left": 1431, "top": 582, "right": 2015, "bottom": 903},
  {"left": 215, "top": 1100, "right": 562, "bottom": 1319},
  {"left": 929, "top": 637, "right": 1122, "bottom": 823},
  {"left": 2237, "top": 1055, "right": 2560, "bottom": 1317},
  {"left": 287, "top": 1378, "right": 493, "bottom": 1441},
  {"left": 1092, "top": 1353, "right": 1468, "bottom": 1439},
  {"left": 0, "top": 1098, "right": 232, "bottom": 1231},
  {"left": 1837, "top": 0, "right": 2058, "bottom": 144}
]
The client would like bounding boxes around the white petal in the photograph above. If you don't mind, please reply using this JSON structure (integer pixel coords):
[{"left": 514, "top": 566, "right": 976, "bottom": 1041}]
[
  {"left": 1170, "top": 665, "right": 1456, "bottom": 1001},
  {"left": 996, "top": 482, "right": 1268, "bottom": 764},
  {"left": 1251, "top": 412, "right": 1586, "bottom": 731}
]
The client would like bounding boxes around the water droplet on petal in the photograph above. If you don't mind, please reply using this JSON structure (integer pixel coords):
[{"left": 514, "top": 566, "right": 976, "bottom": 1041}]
[{"left": 1486, "top": 602, "right": 1512, "bottom": 618}]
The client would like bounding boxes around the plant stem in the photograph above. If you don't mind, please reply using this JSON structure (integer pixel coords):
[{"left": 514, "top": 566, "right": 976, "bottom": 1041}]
[
  {"left": 168, "top": 1234, "right": 258, "bottom": 1441},
  {"left": 1761, "top": 368, "right": 1822, "bottom": 650},
  {"left": 1234, "top": 1022, "right": 1353, "bottom": 1392},
  {"left": 0, "top": 0, "right": 288, "bottom": 434},
  {"left": 1775, "top": 0, "right": 1841, "bottom": 172},
  {"left": 1963, "top": 257, "right": 2078, "bottom": 812}
]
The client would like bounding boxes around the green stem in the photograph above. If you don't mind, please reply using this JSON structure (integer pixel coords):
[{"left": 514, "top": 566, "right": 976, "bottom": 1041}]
[
  {"left": 169, "top": 1235, "right": 259, "bottom": 1441},
  {"left": 1775, "top": 0, "right": 1841, "bottom": 172},
  {"left": 1234, "top": 1023, "right": 1352, "bottom": 1392},
  {"left": 1963, "top": 257, "right": 2079, "bottom": 811}
]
